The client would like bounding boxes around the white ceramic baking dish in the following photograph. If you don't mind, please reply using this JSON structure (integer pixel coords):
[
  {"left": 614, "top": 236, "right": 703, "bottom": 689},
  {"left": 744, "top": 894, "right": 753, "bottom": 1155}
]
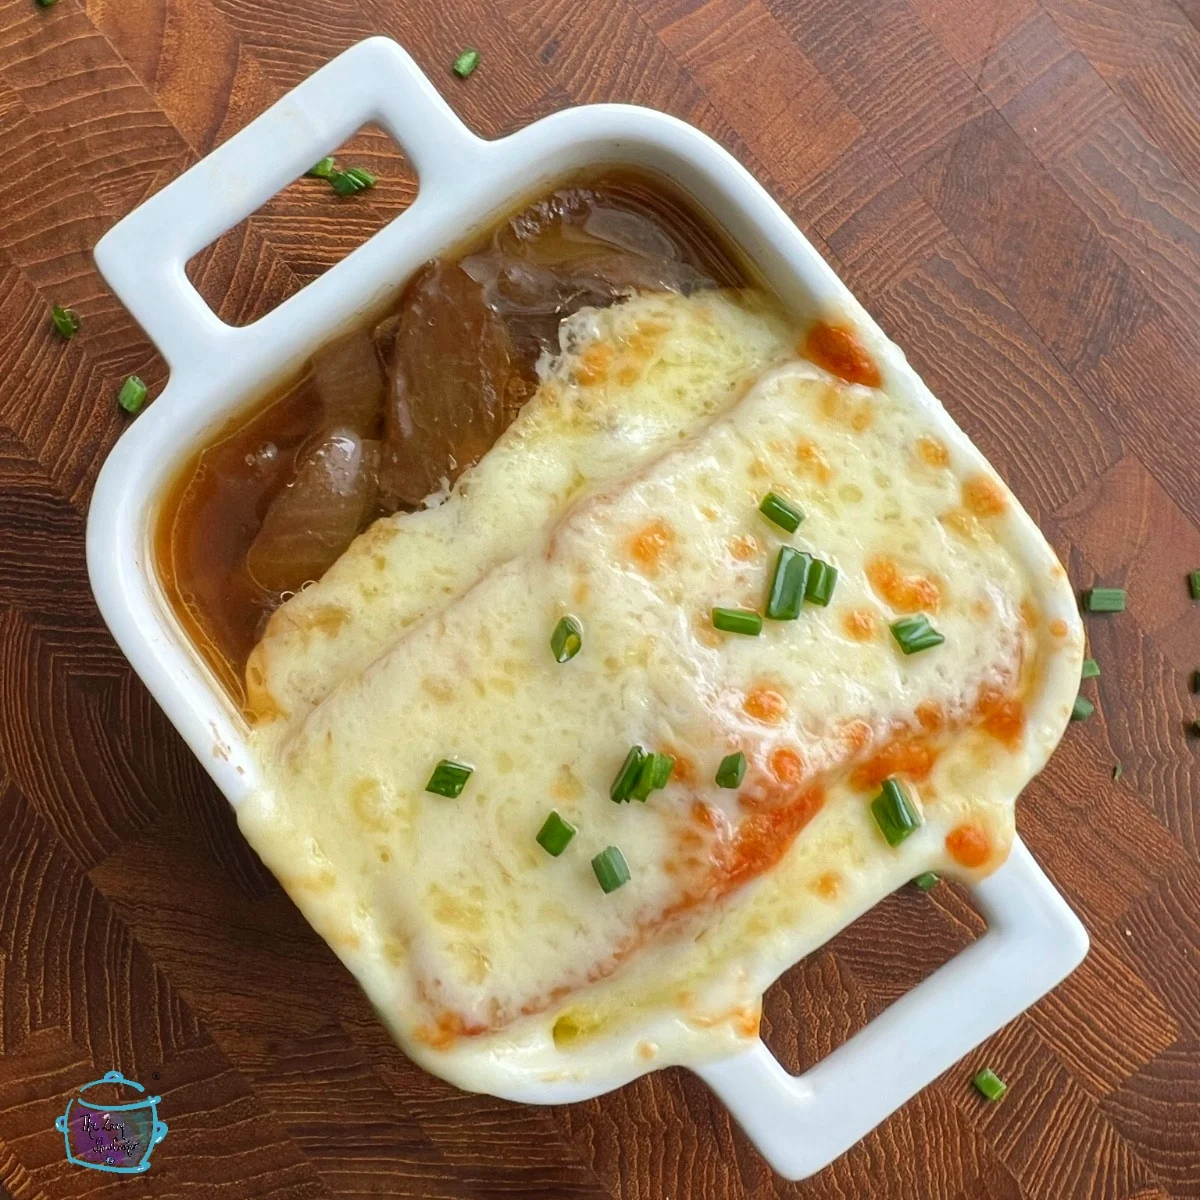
[{"left": 87, "top": 37, "right": 1089, "bottom": 1180}]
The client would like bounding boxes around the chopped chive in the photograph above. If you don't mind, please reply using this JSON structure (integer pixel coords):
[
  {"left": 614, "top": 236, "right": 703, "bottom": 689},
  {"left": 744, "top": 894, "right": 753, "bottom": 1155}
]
[
  {"left": 610, "top": 744, "right": 646, "bottom": 803},
  {"left": 913, "top": 871, "right": 940, "bottom": 891},
  {"left": 452, "top": 48, "right": 481, "bottom": 78},
  {"left": 650, "top": 753, "right": 675, "bottom": 790},
  {"left": 715, "top": 751, "right": 747, "bottom": 789},
  {"left": 35, "top": 0, "right": 59, "bottom": 7},
  {"left": 871, "top": 777, "right": 922, "bottom": 847},
  {"left": 712, "top": 606, "right": 763, "bottom": 636},
  {"left": 1081, "top": 658, "right": 1100, "bottom": 679},
  {"left": 1190, "top": 571, "right": 1200, "bottom": 600},
  {"left": 592, "top": 846, "right": 630, "bottom": 893},
  {"left": 630, "top": 754, "right": 656, "bottom": 802},
  {"left": 1112, "top": 763, "right": 1124, "bottom": 780},
  {"left": 628, "top": 752, "right": 674, "bottom": 802},
  {"left": 972, "top": 1067, "right": 1007, "bottom": 1102},
  {"left": 426, "top": 758, "right": 473, "bottom": 797},
  {"left": 550, "top": 615, "right": 583, "bottom": 663},
  {"left": 117, "top": 375, "right": 148, "bottom": 415},
  {"left": 1084, "top": 587, "right": 1126, "bottom": 613},
  {"left": 1071, "top": 694, "right": 1094, "bottom": 721},
  {"left": 51, "top": 304, "right": 79, "bottom": 339},
  {"left": 329, "top": 166, "right": 377, "bottom": 196},
  {"left": 307, "top": 156, "right": 336, "bottom": 179},
  {"left": 765, "top": 547, "right": 811, "bottom": 621},
  {"left": 805, "top": 558, "right": 838, "bottom": 607},
  {"left": 1193, "top": 669, "right": 1200, "bottom": 694},
  {"left": 758, "top": 491, "right": 804, "bottom": 534},
  {"left": 890, "top": 614, "right": 945, "bottom": 655},
  {"left": 629, "top": 757, "right": 655, "bottom": 802},
  {"left": 536, "top": 810, "right": 576, "bottom": 856}
]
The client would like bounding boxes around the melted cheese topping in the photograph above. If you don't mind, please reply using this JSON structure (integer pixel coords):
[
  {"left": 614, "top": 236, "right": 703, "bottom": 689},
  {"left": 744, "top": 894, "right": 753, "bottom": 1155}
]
[
  {"left": 247, "top": 290, "right": 795, "bottom": 725},
  {"left": 238, "top": 291, "right": 1082, "bottom": 1098}
]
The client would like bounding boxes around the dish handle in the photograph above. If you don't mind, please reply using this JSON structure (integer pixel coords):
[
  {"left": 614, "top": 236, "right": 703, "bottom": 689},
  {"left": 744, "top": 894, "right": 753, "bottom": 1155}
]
[
  {"left": 693, "top": 837, "right": 1088, "bottom": 1180},
  {"left": 94, "top": 37, "right": 480, "bottom": 378}
]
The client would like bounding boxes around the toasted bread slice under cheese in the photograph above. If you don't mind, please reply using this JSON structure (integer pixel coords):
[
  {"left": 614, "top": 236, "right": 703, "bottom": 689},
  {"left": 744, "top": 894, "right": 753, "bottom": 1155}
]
[
  {"left": 239, "top": 341, "right": 1082, "bottom": 1091},
  {"left": 246, "top": 290, "right": 795, "bottom": 727}
]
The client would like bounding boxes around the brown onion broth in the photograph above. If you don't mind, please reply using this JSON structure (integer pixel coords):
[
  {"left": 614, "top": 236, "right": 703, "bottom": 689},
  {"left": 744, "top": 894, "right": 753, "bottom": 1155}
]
[{"left": 155, "top": 168, "right": 760, "bottom": 707}]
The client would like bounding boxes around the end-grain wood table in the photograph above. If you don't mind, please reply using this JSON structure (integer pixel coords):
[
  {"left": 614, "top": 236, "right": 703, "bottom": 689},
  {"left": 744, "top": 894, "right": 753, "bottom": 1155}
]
[{"left": 1, "top": 0, "right": 1198, "bottom": 1196}]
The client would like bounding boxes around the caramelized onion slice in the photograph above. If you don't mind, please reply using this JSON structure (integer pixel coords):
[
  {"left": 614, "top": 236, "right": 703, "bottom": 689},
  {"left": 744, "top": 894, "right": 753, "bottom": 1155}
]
[
  {"left": 459, "top": 187, "right": 717, "bottom": 367},
  {"left": 245, "top": 430, "right": 380, "bottom": 593},
  {"left": 492, "top": 188, "right": 715, "bottom": 293},
  {"left": 374, "top": 184, "right": 726, "bottom": 512},
  {"left": 379, "top": 262, "right": 519, "bottom": 509},
  {"left": 457, "top": 255, "right": 603, "bottom": 369},
  {"left": 310, "top": 329, "right": 385, "bottom": 437}
]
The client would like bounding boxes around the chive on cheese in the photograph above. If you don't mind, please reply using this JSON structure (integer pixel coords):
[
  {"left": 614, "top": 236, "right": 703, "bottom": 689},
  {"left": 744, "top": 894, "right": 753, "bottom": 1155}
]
[
  {"left": 871, "top": 778, "right": 922, "bottom": 847},
  {"left": 890, "top": 614, "right": 944, "bottom": 655},
  {"left": 765, "top": 547, "right": 811, "bottom": 621},
  {"left": 550, "top": 614, "right": 583, "bottom": 663},
  {"left": 712, "top": 607, "right": 763, "bottom": 636},
  {"left": 758, "top": 491, "right": 804, "bottom": 534},
  {"left": 592, "top": 846, "right": 630, "bottom": 893},
  {"left": 805, "top": 558, "right": 838, "bottom": 606},
  {"left": 610, "top": 745, "right": 646, "bottom": 803},
  {"left": 426, "top": 759, "right": 473, "bottom": 797},
  {"left": 715, "top": 751, "right": 747, "bottom": 789},
  {"left": 536, "top": 811, "right": 576, "bottom": 856}
]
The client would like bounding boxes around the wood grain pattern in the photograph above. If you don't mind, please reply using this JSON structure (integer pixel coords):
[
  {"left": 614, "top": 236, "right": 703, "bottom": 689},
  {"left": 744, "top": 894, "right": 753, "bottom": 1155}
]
[{"left": 0, "top": 0, "right": 1197, "bottom": 1195}]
